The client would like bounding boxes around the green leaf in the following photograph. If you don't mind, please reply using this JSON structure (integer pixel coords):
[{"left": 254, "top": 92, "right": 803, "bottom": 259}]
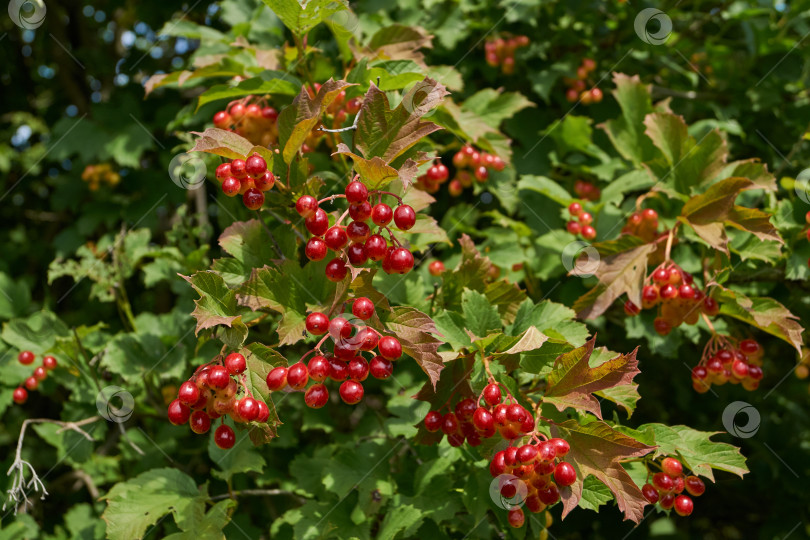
[
  {"left": 0, "top": 272, "right": 31, "bottom": 319},
  {"left": 239, "top": 342, "right": 285, "bottom": 443},
  {"left": 460, "top": 89, "right": 534, "bottom": 130},
  {"left": 278, "top": 79, "right": 355, "bottom": 164},
  {"left": 600, "top": 73, "right": 658, "bottom": 165},
  {"left": 432, "top": 310, "right": 472, "bottom": 351},
  {"left": 354, "top": 79, "right": 448, "bottom": 163},
  {"left": 511, "top": 298, "right": 589, "bottom": 346},
  {"left": 551, "top": 419, "right": 655, "bottom": 524},
  {"left": 208, "top": 424, "right": 267, "bottom": 481},
  {"left": 517, "top": 175, "right": 572, "bottom": 206},
  {"left": 461, "top": 289, "right": 502, "bottom": 338},
  {"left": 544, "top": 337, "right": 640, "bottom": 419},
  {"left": 183, "top": 271, "right": 248, "bottom": 350},
  {"left": 163, "top": 500, "right": 236, "bottom": 540},
  {"left": 101, "top": 468, "right": 206, "bottom": 540},
  {"left": 638, "top": 423, "right": 748, "bottom": 481},
  {"left": 196, "top": 70, "right": 300, "bottom": 110},
  {"left": 263, "top": 0, "right": 349, "bottom": 36},
  {"left": 332, "top": 143, "right": 420, "bottom": 190},
  {"left": 1, "top": 310, "right": 70, "bottom": 355},
  {"left": 578, "top": 476, "right": 614, "bottom": 512},
  {"left": 218, "top": 219, "right": 277, "bottom": 271},
  {"left": 190, "top": 128, "right": 263, "bottom": 161}
]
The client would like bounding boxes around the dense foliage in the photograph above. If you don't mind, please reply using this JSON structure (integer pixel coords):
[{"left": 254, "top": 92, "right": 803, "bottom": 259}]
[{"left": 2, "top": 1, "right": 810, "bottom": 539}]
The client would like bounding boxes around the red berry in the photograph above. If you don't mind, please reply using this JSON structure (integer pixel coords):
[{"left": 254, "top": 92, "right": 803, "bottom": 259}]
[
  {"left": 624, "top": 300, "right": 640, "bottom": 316},
  {"left": 190, "top": 410, "right": 211, "bottom": 434},
  {"left": 703, "top": 296, "right": 720, "bottom": 316},
  {"left": 748, "top": 365, "right": 763, "bottom": 380},
  {"left": 229, "top": 103, "right": 245, "bottom": 120},
  {"left": 306, "top": 312, "right": 329, "bottom": 335},
  {"left": 364, "top": 235, "right": 388, "bottom": 261},
  {"left": 590, "top": 87, "right": 603, "bottom": 102},
  {"left": 642, "top": 483, "right": 659, "bottom": 503},
  {"left": 387, "top": 248, "right": 414, "bottom": 274},
  {"left": 329, "top": 357, "right": 349, "bottom": 381},
  {"left": 652, "top": 472, "right": 674, "bottom": 492},
  {"left": 215, "top": 163, "right": 232, "bottom": 181},
  {"left": 307, "top": 355, "right": 330, "bottom": 382},
  {"left": 213, "top": 111, "right": 231, "bottom": 128},
  {"left": 33, "top": 366, "right": 47, "bottom": 381},
  {"left": 371, "top": 203, "right": 393, "bottom": 226},
  {"left": 424, "top": 410, "right": 442, "bottom": 432},
  {"left": 168, "top": 399, "right": 191, "bottom": 425},
  {"left": 329, "top": 317, "right": 353, "bottom": 340},
  {"left": 684, "top": 475, "right": 705, "bottom": 496},
  {"left": 517, "top": 444, "right": 538, "bottom": 464},
  {"left": 661, "top": 457, "right": 683, "bottom": 478},
  {"left": 42, "top": 355, "right": 58, "bottom": 370},
  {"left": 549, "top": 437, "right": 570, "bottom": 456},
  {"left": 428, "top": 261, "right": 445, "bottom": 276},
  {"left": 568, "top": 202, "right": 582, "bottom": 216},
  {"left": 245, "top": 155, "right": 267, "bottom": 178},
  {"left": 243, "top": 187, "right": 265, "bottom": 210},
  {"left": 393, "top": 205, "right": 416, "bottom": 230},
  {"left": 230, "top": 159, "right": 247, "bottom": 178},
  {"left": 732, "top": 359, "right": 749, "bottom": 378},
  {"left": 305, "top": 208, "right": 329, "bottom": 237},
  {"left": 208, "top": 366, "right": 231, "bottom": 389},
  {"left": 296, "top": 195, "right": 318, "bottom": 218},
  {"left": 348, "top": 357, "right": 369, "bottom": 381},
  {"left": 214, "top": 425, "right": 236, "bottom": 449},
  {"left": 578, "top": 212, "right": 593, "bottom": 225},
  {"left": 18, "top": 351, "right": 35, "bottom": 365},
  {"left": 507, "top": 507, "right": 524, "bottom": 528},
  {"left": 641, "top": 208, "right": 658, "bottom": 221},
  {"left": 287, "top": 362, "right": 309, "bottom": 390},
  {"left": 222, "top": 177, "right": 241, "bottom": 197},
  {"left": 352, "top": 297, "right": 375, "bottom": 320},
  {"left": 262, "top": 106, "right": 278, "bottom": 120},
  {"left": 740, "top": 339, "right": 760, "bottom": 356},
  {"left": 305, "top": 384, "right": 330, "bottom": 408},
  {"left": 679, "top": 284, "right": 695, "bottom": 300},
  {"left": 178, "top": 381, "right": 201, "bottom": 406},
  {"left": 674, "top": 494, "right": 693, "bottom": 516},
  {"left": 441, "top": 412, "right": 459, "bottom": 435},
  {"left": 566, "top": 221, "right": 581, "bottom": 235},
  {"left": 473, "top": 407, "right": 494, "bottom": 431},
  {"left": 483, "top": 383, "right": 502, "bottom": 406},
  {"left": 13, "top": 387, "right": 27, "bottom": 404},
  {"left": 339, "top": 380, "right": 364, "bottom": 404},
  {"left": 224, "top": 353, "right": 246, "bottom": 375},
  {"left": 347, "top": 243, "right": 368, "bottom": 265},
  {"left": 324, "top": 226, "right": 348, "bottom": 250},
  {"left": 255, "top": 171, "right": 275, "bottom": 191},
  {"left": 238, "top": 397, "right": 260, "bottom": 421},
  {"left": 305, "top": 237, "right": 328, "bottom": 261},
  {"left": 325, "top": 258, "right": 348, "bottom": 281},
  {"left": 346, "top": 221, "right": 371, "bottom": 243},
  {"left": 369, "top": 356, "right": 393, "bottom": 379},
  {"left": 474, "top": 166, "right": 488, "bottom": 182},
  {"left": 266, "top": 366, "right": 288, "bottom": 391},
  {"left": 554, "top": 462, "right": 577, "bottom": 486},
  {"left": 256, "top": 401, "right": 270, "bottom": 422},
  {"left": 349, "top": 201, "right": 372, "bottom": 222},
  {"left": 345, "top": 180, "right": 368, "bottom": 203},
  {"left": 581, "top": 225, "right": 596, "bottom": 240},
  {"left": 378, "top": 336, "right": 402, "bottom": 360}
]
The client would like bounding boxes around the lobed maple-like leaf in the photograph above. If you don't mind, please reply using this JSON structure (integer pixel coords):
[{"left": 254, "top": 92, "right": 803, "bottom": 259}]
[
  {"left": 351, "top": 24, "right": 433, "bottom": 66},
  {"left": 440, "top": 234, "right": 493, "bottom": 312},
  {"left": 181, "top": 271, "right": 248, "bottom": 350},
  {"left": 382, "top": 306, "right": 444, "bottom": 388},
  {"left": 550, "top": 419, "right": 655, "bottom": 524},
  {"left": 355, "top": 78, "right": 449, "bottom": 163},
  {"left": 218, "top": 219, "right": 279, "bottom": 271},
  {"left": 263, "top": 0, "right": 349, "bottom": 37},
  {"left": 573, "top": 241, "right": 658, "bottom": 320},
  {"left": 598, "top": 73, "right": 658, "bottom": 165},
  {"left": 543, "top": 336, "right": 640, "bottom": 419},
  {"left": 278, "top": 79, "right": 355, "bottom": 164}
]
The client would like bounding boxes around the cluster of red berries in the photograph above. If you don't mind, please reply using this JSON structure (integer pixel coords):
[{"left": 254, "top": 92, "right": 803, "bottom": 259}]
[
  {"left": 490, "top": 436, "right": 576, "bottom": 528},
  {"left": 167, "top": 352, "right": 272, "bottom": 450},
  {"left": 215, "top": 153, "right": 274, "bottom": 209},
  {"left": 565, "top": 202, "right": 596, "bottom": 240},
  {"left": 622, "top": 207, "right": 660, "bottom": 242},
  {"left": 563, "top": 58, "right": 602, "bottom": 104},
  {"left": 414, "top": 159, "right": 450, "bottom": 194},
  {"left": 484, "top": 35, "right": 530, "bottom": 74},
  {"left": 642, "top": 457, "right": 705, "bottom": 516},
  {"left": 213, "top": 98, "right": 279, "bottom": 148},
  {"left": 12, "top": 351, "right": 58, "bottom": 405},
  {"left": 423, "top": 383, "right": 534, "bottom": 446},
  {"left": 624, "top": 263, "right": 717, "bottom": 336},
  {"left": 296, "top": 180, "right": 417, "bottom": 280},
  {"left": 573, "top": 179, "right": 601, "bottom": 201},
  {"left": 691, "top": 338, "right": 764, "bottom": 393},
  {"left": 265, "top": 300, "right": 402, "bottom": 407}
]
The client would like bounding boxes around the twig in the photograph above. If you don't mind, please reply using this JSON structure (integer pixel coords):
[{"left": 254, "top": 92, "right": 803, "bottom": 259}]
[
  {"left": 318, "top": 100, "right": 363, "bottom": 133},
  {"left": 117, "top": 422, "right": 145, "bottom": 456},
  {"left": 210, "top": 488, "right": 306, "bottom": 502},
  {"left": 4, "top": 417, "right": 100, "bottom": 513}
]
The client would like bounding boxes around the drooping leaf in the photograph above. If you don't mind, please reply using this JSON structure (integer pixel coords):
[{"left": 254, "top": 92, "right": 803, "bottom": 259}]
[
  {"left": 278, "top": 79, "right": 355, "bottom": 164},
  {"left": 599, "top": 73, "right": 658, "bottom": 165},
  {"left": 715, "top": 287, "right": 804, "bottom": 354},
  {"left": 544, "top": 337, "right": 640, "bottom": 419},
  {"left": 189, "top": 128, "right": 274, "bottom": 162},
  {"left": 574, "top": 242, "right": 658, "bottom": 320},
  {"left": 352, "top": 24, "right": 433, "bottom": 65},
  {"left": 550, "top": 419, "right": 655, "bottom": 524},
  {"left": 383, "top": 306, "right": 444, "bottom": 388},
  {"left": 354, "top": 79, "right": 448, "bottom": 163}
]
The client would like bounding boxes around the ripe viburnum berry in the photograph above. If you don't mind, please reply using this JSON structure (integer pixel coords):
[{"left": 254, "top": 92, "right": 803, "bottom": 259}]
[
  {"left": 378, "top": 336, "right": 402, "bottom": 360},
  {"left": 296, "top": 195, "right": 318, "bottom": 218},
  {"left": 393, "top": 205, "right": 416, "bottom": 230},
  {"left": 352, "top": 297, "right": 375, "bottom": 320},
  {"left": 214, "top": 424, "right": 236, "bottom": 449}
]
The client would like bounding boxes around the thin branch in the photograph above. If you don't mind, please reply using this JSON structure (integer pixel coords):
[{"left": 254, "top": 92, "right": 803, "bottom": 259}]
[
  {"left": 210, "top": 488, "right": 306, "bottom": 502},
  {"left": 4, "top": 417, "right": 100, "bottom": 513}
]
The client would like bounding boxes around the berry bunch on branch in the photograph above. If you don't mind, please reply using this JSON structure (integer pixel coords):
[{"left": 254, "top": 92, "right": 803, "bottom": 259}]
[
  {"left": 642, "top": 457, "right": 705, "bottom": 516},
  {"left": 484, "top": 35, "right": 530, "bottom": 74},
  {"left": 13, "top": 351, "right": 58, "bottom": 405},
  {"left": 691, "top": 336, "right": 764, "bottom": 393}
]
